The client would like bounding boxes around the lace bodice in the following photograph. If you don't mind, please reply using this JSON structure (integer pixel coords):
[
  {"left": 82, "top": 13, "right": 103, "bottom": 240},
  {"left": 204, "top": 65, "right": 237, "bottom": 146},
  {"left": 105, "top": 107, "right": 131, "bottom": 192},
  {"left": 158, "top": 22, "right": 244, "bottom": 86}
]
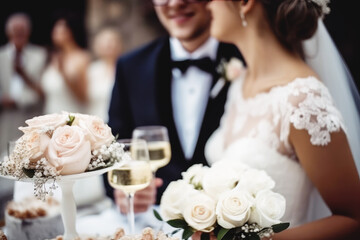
[
  {"left": 217, "top": 76, "right": 344, "bottom": 161},
  {"left": 205, "top": 76, "right": 344, "bottom": 226}
]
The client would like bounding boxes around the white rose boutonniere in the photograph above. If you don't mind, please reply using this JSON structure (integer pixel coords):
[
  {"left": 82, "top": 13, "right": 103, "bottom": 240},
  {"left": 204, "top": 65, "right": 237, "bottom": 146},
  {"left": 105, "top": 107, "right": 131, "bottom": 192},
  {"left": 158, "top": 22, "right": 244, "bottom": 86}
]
[{"left": 210, "top": 57, "right": 245, "bottom": 98}]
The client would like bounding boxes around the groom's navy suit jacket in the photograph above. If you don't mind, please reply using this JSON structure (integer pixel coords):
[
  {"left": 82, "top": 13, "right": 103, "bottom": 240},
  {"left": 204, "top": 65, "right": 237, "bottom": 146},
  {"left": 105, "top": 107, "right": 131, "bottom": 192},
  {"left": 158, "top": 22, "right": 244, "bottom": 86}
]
[{"left": 106, "top": 36, "right": 242, "bottom": 203}]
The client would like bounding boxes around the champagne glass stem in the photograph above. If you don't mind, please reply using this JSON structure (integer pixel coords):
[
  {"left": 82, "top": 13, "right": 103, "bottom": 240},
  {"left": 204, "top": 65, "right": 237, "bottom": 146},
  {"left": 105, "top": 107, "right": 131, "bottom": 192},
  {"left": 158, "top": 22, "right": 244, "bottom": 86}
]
[{"left": 128, "top": 192, "right": 135, "bottom": 235}]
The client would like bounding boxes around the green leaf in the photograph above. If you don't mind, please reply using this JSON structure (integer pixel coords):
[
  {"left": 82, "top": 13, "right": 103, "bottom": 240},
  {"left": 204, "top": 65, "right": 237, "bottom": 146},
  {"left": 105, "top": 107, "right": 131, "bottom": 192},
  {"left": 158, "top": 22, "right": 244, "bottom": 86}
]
[
  {"left": 247, "top": 234, "right": 260, "bottom": 240},
  {"left": 153, "top": 209, "right": 163, "bottom": 221},
  {"left": 22, "top": 168, "right": 35, "bottom": 178},
  {"left": 217, "top": 228, "right": 230, "bottom": 240},
  {"left": 271, "top": 222, "right": 290, "bottom": 233},
  {"left": 201, "top": 232, "right": 210, "bottom": 240},
  {"left": 182, "top": 227, "right": 194, "bottom": 240},
  {"left": 67, "top": 115, "right": 75, "bottom": 126},
  {"left": 167, "top": 219, "right": 188, "bottom": 229},
  {"left": 222, "top": 229, "right": 235, "bottom": 240},
  {"left": 171, "top": 229, "right": 181, "bottom": 236}
]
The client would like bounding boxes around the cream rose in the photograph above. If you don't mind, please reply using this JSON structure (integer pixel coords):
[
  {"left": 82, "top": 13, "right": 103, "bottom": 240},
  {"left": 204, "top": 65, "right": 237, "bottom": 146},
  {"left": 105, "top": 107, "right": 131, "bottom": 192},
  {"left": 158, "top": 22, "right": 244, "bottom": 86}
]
[
  {"left": 183, "top": 192, "right": 217, "bottom": 232},
  {"left": 181, "top": 164, "right": 209, "bottom": 188},
  {"left": 76, "top": 115, "right": 114, "bottom": 150},
  {"left": 225, "top": 58, "right": 244, "bottom": 81},
  {"left": 46, "top": 125, "right": 91, "bottom": 175},
  {"left": 19, "top": 113, "right": 68, "bottom": 133},
  {"left": 202, "top": 161, "right": 239, "bottom": 200},
  {"left": 249, "top": 189, "right": 286, "bottom": 228},
  {"left": 22, "top": 131, "right": 50, "bottom": 161},
  {"left": 216, "top": 189, "right": 253, "bottom": 229},
  {"left": 160, "top": 180, "right": 195, "bottom": 220},
  {"left": 237, "top": 169, "right": 275, "bottom": 197}
]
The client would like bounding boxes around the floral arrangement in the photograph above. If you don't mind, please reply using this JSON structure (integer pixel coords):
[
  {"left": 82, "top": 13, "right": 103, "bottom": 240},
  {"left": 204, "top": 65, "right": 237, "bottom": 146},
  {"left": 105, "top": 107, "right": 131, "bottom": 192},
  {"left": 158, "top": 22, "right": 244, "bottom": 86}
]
[
  {"left": 0, "top": 112, "right": 124, "bottom": 200},
  {"left": 155, "top": 161, "right": 289, "bottom": 240}
]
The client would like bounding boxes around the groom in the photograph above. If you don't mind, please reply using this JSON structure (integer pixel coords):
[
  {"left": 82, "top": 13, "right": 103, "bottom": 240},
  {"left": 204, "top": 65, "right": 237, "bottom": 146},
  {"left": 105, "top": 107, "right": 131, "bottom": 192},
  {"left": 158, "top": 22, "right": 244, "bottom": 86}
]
[{"left": 106, "top": 0, "right": 242, "bottom": 213}]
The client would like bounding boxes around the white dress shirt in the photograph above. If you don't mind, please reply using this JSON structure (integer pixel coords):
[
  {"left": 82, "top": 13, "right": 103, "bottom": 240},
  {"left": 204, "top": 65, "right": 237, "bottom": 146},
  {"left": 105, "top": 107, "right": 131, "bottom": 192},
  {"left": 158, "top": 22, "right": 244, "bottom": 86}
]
[{"left": 170, "top": 37, "right": 219, "bottom": 159}]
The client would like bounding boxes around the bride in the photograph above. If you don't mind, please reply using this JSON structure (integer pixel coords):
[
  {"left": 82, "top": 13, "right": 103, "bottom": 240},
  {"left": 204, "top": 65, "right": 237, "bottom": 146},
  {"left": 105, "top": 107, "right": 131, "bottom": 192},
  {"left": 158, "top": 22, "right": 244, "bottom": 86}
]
[{"left": 205, "top": 0, "right": 360, "bottom": 239}]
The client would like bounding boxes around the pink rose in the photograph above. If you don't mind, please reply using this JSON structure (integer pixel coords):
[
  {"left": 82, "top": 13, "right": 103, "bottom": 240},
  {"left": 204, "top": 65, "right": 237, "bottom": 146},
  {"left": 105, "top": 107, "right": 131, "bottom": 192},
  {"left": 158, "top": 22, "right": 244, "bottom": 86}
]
[
  {"left": 22, "top": 131, "right": 50, "bottom": 161},
  {"left": 20, "top": 113, "right": 68, "bottom": 133},
  {"left": 46, "top": 125, "right": 91, "bottom": 175},
  {"left": 76, "top": 115, "right": 114, "bottom": 150},
  {"left": 225, "top": 58, "right": 244, "bottom": 81}
]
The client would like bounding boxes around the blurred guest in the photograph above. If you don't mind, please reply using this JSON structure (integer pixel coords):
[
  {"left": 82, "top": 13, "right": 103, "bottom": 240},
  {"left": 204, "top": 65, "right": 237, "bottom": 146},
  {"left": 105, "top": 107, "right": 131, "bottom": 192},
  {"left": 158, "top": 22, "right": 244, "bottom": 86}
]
[
  {"left": 0, "top": 11, "right": 46, "bottom": 227},
  {"left": 0, "top": 12, "right": 46, "bottom": 155},
  {"left": 87, "top": 27, "right": 122, "bottom": 122},
  {"left": 41, "top": 12, "right": 90, "bottom": 114}
]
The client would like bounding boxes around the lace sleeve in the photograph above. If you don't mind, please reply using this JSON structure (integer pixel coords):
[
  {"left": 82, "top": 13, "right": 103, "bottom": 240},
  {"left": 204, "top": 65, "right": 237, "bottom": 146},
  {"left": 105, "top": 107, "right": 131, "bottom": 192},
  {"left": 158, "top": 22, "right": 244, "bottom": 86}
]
[{"left": 286, "top": 77, "right": 345, "bottom": 146}]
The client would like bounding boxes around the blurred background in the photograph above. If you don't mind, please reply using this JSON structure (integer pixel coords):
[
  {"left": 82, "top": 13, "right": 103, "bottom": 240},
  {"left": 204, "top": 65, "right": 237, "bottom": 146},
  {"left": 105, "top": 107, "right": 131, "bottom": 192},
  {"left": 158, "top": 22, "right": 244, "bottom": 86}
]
[{"left": 0, "top": 0, "right": 359, "bottom": 90}]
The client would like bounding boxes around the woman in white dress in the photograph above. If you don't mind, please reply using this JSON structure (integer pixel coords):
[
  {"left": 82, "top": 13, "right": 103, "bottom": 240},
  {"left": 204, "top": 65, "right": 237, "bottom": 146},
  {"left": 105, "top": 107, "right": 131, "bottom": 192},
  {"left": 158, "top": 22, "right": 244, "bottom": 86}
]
[
  {"left": 205, "top": 0, "right": 360, "bottom": 239},
  {"left": 87, "top": 27, "right": 122, "bottom": 122},
  {"left": 41, "top": 12, "right": 90, "bottom": 114}
]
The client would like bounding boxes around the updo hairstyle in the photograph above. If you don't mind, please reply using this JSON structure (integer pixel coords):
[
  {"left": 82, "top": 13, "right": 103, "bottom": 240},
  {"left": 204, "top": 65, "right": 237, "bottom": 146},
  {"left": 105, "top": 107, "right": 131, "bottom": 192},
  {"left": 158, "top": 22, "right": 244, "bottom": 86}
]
[{"left": 259, "top": 0, "right": 323, "bottom": 58}]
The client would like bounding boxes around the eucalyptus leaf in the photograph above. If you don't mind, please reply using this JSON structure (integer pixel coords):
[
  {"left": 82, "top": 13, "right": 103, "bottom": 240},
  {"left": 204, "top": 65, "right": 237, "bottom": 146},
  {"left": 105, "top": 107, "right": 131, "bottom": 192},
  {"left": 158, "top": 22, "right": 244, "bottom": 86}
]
[
  {"left": 182, "top": 227, "right": 194, "bottom": 240},
  {"left": 217, "top": 228, "right": 230, "bottom": 240},
  {"left": 271, "top": 222, "right": 290, "bottom": 233},
  {"left": 22, "top": 168, "right": 35, "bottom": 178},
  {"left": 153, "top": 209, "right": 163, "bottom": 221},
  {"left": 167, "top": 219, "right": 188, "bottom": 229}
]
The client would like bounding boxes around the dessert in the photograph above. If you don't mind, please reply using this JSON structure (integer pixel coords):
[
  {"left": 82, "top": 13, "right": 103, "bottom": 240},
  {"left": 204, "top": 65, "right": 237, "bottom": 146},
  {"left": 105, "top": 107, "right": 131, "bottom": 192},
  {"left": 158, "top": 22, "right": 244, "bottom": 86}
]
[
  {"left": 0, "top": 230, "right": 7, "bottom": 240},
  {"left": 5, "top": 196, "right": 63, "bottom": 240}
]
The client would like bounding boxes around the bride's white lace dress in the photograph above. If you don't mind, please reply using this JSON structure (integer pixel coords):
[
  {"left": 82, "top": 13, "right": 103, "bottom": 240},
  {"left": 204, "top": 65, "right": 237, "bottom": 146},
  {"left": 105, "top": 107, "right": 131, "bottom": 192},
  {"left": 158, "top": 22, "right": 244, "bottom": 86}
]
[{"left": 205, "top": 76, "right": 345, "bottom": 227}]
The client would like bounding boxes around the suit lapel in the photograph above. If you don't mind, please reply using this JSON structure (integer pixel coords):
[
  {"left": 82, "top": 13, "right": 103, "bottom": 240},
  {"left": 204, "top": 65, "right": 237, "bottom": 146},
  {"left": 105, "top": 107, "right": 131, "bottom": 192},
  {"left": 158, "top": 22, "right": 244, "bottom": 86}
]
[{"left": 192, "top": 42, "right": 242, "bottom": 164}]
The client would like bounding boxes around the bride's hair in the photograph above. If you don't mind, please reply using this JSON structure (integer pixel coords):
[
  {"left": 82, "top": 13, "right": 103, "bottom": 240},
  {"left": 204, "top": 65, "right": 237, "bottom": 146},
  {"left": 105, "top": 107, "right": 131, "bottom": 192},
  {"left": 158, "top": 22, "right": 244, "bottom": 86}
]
[{"left": 260, "top": 0, "right": 322, "bottom": 58}]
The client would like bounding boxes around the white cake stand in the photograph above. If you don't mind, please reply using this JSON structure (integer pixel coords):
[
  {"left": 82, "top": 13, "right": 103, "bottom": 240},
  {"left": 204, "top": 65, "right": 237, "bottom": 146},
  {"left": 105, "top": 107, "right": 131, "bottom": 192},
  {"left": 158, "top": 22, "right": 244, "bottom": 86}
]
[{"left": 0, "top": 164, "right": 122, "bottom": 240}]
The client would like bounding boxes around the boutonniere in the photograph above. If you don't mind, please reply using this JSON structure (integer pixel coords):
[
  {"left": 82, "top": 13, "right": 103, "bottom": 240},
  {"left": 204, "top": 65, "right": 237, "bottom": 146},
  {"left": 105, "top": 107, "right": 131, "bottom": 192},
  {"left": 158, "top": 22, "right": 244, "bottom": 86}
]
[{"left": 210, "top": 57, "right": 245, "bottom": 98}]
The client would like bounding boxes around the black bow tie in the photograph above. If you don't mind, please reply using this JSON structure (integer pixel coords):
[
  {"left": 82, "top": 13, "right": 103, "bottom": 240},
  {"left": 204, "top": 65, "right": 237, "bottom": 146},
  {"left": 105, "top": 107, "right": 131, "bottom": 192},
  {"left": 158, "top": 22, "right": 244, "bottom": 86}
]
[{"left": 171, "top": 57, "right": 215, "bottom": 74}]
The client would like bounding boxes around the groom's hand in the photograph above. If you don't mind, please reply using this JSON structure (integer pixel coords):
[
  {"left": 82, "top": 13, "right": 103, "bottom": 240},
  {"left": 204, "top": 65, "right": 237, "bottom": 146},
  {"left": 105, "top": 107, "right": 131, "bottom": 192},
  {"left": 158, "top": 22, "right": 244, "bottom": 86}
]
[{"left": 114, "top": 178, "right": 163, "bottom": 214}]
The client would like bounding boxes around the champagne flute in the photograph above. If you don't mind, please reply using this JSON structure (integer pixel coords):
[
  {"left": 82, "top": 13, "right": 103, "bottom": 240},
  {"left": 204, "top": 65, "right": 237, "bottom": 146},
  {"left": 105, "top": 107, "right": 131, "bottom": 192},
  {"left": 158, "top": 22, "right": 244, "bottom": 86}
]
[
  {"left": 132, "top": 126, "right": 171, "bottom": 175},
  {"left": 107, "top": 139, "right": 152, "bottom": 234}
]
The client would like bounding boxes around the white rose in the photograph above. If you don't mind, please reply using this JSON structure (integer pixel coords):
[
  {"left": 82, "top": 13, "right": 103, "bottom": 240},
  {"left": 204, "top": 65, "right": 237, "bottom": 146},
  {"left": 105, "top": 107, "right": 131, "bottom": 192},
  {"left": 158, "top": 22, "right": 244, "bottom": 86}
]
[
  {"left": 46, "top": 125, "right": 91, "bottom": 175},
  {"left": 202, "top": 161, "right": 240, "bottom": 200},
  {"left": 76, "top": 115, "right": 114, "bottom": 150},
  {"left": 249, "top": 189, "right": 286, "bottom": 228},
  {"left": 183, "top": 192, "right": 216, "bottom": 232},
  {"left": 181, "top": 164, "right": 209, "bottom": 188},
  {"left": 216, "top": 189, "right": 253, "bottom": 229},
  {"left": 160, "top": 180, "right": 195, "bottom": 220},
  {"left": 19, "top": 113, "right": 68, "bottom": 133},
  {"left": 225, "top": 58, "right": 244, "bottom": 81},
  {"left": 237, "top": 169, "right": 275, "bottom": 197},
  {"left": 22, "top": 131, "right": 50, "bottom": 161}
]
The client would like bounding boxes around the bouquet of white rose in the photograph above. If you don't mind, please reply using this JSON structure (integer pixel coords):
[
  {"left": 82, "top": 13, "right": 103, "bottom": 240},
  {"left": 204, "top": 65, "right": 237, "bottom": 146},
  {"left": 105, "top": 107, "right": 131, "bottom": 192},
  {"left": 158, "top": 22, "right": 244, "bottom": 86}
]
[
  {"left": 155, "top": 161, "right": 289, "bottom": 240},
  {"left": 0, "top": 112, "right": 125, "bottom": 200}
]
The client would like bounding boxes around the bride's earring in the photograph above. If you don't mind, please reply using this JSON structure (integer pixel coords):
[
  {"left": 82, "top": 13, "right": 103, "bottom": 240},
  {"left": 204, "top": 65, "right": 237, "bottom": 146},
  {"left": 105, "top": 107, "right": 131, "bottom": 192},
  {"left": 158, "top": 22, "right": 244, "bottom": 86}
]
[{"left": 240, "top": 11, "right": 248, "bottom": 27}]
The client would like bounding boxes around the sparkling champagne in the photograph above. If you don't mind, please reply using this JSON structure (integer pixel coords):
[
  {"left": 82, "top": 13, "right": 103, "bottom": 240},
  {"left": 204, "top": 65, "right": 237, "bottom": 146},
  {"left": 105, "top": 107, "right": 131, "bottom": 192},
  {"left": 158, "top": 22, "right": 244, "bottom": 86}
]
[
  {"left": 147, "top": 141, "right": 171, "bottom": 172},
  {"left": 108, "top": 161, "right": 152, "bottom": 194}
]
